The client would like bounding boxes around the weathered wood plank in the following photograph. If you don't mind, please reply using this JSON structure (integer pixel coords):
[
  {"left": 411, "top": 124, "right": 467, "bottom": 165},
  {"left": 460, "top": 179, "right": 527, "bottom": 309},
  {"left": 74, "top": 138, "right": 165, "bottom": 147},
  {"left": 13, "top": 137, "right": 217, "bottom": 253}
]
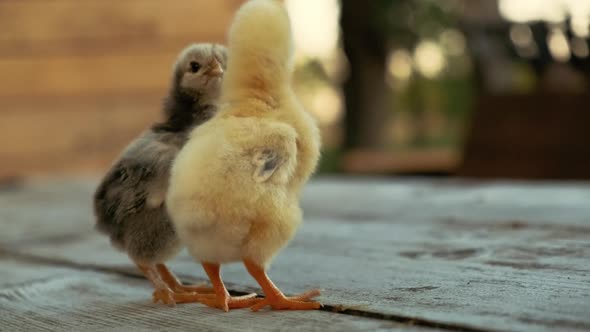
[
  {"left": 300, "top": 178, "right": 590, "bottom": 227},
  {"left": 1, "top": 179, "right": 589, "bottom": 332},
  {"left": 0, "top": 259, "right": 74, "bottom": 289},
  {"left": 10, "top": 222, "right": 588, "bottom": 332},
  {"left": 0, "top": 259, "right": 429, "bottom": 332},
  {"left": 3, "top": 178, "right": 589, "bottom": 244}
]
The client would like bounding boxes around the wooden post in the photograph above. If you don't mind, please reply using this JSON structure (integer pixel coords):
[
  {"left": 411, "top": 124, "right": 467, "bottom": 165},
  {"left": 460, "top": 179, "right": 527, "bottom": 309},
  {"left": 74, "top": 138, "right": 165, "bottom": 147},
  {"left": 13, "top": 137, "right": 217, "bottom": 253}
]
[{"left": 340, "top": 0, "right": 392, "bottom": 149}]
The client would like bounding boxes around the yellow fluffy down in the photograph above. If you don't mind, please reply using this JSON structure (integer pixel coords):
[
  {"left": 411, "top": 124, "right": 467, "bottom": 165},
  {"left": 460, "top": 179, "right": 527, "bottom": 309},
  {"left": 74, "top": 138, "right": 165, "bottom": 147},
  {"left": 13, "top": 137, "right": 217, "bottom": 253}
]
[
  {"left": 165, "top": 0, "right": 321, "bottom": 267},
  {"left": 221, "top": 0, "right": 294, "bottom": 105}
]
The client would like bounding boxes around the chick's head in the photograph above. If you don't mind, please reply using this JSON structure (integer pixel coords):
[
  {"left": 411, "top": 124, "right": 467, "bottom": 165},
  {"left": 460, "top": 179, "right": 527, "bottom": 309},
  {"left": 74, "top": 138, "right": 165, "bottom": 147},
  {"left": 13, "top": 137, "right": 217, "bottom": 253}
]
[{"left": 173, "top": 43, "right": 228, "bottom": 106}]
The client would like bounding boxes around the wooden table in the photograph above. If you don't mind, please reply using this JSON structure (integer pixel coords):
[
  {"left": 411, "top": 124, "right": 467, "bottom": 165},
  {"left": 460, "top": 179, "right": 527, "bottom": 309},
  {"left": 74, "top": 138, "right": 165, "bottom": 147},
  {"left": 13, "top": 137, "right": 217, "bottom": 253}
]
[{"left": 1, "top": 178, "right": 589, "bottom": 332}]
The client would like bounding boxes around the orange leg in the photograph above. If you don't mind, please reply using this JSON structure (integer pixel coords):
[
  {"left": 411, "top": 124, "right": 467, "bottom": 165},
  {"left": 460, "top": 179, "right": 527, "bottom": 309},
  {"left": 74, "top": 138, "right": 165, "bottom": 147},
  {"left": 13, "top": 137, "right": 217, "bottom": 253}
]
[
  {"left": 200, "top": 262, "right": 261, "bottom": 312},
  {"left": 243, "top": 259, "right": 321, "bottom": 311},
  {"left": 156, "top": 264, "right": 214, "bottom": 294},
  {"left": 135, "top": 262, "right": 208, "bottom": 306}
]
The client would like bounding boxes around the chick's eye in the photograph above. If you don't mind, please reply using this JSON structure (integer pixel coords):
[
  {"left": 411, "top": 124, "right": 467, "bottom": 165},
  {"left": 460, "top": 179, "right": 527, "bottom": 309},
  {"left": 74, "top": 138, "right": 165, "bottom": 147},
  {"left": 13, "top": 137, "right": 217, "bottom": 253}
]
[{"left": 189, "top": 61, "right": 201, "bottom": 73}]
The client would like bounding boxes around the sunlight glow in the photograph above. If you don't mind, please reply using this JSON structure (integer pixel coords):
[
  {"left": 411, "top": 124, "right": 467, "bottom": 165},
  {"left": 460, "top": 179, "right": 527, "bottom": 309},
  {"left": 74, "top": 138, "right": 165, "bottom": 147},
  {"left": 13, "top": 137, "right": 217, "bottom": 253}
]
[
  {"left": 414, "top": 41, "right": 447, "bottom": 79},
  {"left": 310, "top": 87, "right": 343, "bottom": 125},
  {"left": 439, "top": 29, "right": 467, "bottom": 56},
  {"left": 510, "top": 24, "right": 534, "bottom": 47},
  {"left": 387, "top": 50, "right": 413, "bottom": 81},
  {"left": 569, "top": 0, "right": 590, "bottom": 37},
  {"left": 571, "top": 16, "right": 590, "bottom": 37},
  {"left": 548, "top": 29, "right": 572, "bottom": 62},
  {"left": 286, "top": 0, "right": 340, "bottom": 58},
  {"left": 510, "top": 24, "right": 539, "bottom": 58},
  {"left": 499, "top": 0, "right": 590, "bottom": 32},
  {"left": 499, "top": 0, "right": 567, "bottom": 23}
]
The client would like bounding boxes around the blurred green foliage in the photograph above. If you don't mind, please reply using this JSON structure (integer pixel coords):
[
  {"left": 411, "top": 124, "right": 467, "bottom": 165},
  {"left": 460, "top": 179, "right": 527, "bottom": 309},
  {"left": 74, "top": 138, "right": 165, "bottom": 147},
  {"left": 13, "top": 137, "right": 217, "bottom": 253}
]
[
  {"left": 373, "top": 0, "right": 463, "bottom": 47},
  {"left": 300, "top": 0, "right": 476, "bottom": 173},
  {"left": 377, "top": 0, "right": 474, "bottom": 148}
]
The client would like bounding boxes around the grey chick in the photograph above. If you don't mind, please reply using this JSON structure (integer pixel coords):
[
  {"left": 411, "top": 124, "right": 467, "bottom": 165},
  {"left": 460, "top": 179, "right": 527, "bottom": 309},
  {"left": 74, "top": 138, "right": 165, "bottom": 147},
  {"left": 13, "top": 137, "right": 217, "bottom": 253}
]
[{"left": 93, "top": 43, "right": 227, "bottom": 306}]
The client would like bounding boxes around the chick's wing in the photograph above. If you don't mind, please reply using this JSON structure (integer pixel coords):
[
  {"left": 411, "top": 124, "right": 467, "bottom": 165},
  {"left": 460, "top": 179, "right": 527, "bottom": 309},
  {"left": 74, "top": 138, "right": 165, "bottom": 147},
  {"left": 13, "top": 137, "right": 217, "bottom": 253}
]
[
  {"left": 94, "top": 159, "right": 157, "bottom": 226},
  {"left": 234, "top": 120, "right": 298, "bottom": 185},
  {"left": 252, "top": 149, "right": 284, "bottom": 182}
]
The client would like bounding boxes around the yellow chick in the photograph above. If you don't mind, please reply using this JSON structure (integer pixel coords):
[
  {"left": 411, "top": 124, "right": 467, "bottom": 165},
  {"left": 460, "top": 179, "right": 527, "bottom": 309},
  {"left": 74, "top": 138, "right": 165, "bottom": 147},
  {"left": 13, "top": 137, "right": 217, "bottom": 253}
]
[{"left": 166, "top": 0, "right": 321, "bottom": 312}]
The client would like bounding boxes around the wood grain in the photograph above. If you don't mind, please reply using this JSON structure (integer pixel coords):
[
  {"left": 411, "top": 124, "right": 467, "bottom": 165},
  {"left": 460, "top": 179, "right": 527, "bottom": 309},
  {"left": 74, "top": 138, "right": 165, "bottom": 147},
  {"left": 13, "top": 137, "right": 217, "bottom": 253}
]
[
  {"left": 0, "top": 259, "right": 417, "bottom": 332},
  {"left": 0, "top": 94, "right": 162, "bottom": 177},
  {"left": 460, "top": 94, "right": 590, "bottom": 179},
  {"left": 343, "top": 148, "right": 459, "bottom": 174},
  {"left": 0, "top": 1, "right": 242, "bottom": 96},
  {"left": 0, "top": 54, "right": 179, "bottom": 97},
  {"left": 0, "top": 1, "right": 244, "bottom": 177},
  {"left": 0, "top": 0, "right": 240, "bottom": 47},
  {"left": 1, "top": 179, "right": 589, "bottom": 331}
]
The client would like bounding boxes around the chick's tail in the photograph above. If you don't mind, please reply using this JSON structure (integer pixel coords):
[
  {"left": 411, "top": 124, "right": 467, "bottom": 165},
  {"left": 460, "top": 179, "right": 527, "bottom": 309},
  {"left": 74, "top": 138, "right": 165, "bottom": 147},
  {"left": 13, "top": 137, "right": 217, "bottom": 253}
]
[{"left": 221, "top": 0, "right": 294, "bottom": 104}]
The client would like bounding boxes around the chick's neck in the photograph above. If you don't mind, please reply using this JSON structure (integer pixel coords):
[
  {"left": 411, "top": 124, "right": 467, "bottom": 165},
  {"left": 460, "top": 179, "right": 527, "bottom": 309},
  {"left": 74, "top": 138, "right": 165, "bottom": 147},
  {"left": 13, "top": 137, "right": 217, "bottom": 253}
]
[{"left": 153, "top": 90, "right": 212, "bottom": 133}]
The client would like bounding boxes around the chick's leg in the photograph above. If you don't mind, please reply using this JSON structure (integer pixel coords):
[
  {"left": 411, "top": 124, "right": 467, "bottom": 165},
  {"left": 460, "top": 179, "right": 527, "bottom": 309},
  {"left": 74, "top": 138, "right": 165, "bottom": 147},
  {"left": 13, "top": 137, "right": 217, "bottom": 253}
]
[
  {"left": 135, "top": 262, "right": 207, "bottom": 306},
  {"left": 156, "top": 264, "right": 214, "bottom": 294},
  {"left": 244, "top": 259, "right": 321, "bottom": 311},
  {"left": 200, "top": 262, "right": 261, "bottom": 312}
]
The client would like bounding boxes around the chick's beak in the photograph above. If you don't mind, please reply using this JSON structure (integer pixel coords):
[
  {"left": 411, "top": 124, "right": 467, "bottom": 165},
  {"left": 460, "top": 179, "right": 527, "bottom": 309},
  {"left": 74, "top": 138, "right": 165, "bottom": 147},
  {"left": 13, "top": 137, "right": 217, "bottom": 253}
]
[{"left": 206, "top": 59, "right": 224, "bottom": 77}]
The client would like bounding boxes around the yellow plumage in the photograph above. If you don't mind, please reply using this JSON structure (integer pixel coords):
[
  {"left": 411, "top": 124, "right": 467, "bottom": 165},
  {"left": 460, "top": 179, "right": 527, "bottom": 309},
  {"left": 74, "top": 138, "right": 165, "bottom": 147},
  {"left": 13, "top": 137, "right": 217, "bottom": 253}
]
[{"left": 166, "top": 0, "right": 322, "bottom": 311}]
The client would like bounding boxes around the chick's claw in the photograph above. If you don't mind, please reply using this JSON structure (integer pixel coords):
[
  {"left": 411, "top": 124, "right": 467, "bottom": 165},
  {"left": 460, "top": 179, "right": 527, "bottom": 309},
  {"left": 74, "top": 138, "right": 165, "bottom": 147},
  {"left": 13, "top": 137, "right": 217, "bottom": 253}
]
[{"left": 251, "top": 289, "right": 321, "bottom": 311}]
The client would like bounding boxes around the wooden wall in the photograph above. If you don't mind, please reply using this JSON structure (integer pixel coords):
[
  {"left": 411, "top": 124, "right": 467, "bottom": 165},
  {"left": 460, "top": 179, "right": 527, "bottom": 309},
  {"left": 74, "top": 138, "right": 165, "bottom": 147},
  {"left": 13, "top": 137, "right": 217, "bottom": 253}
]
[
  {"left": 0, "top": 0, "right": 243, "bottom": 179},
  {"left": 459, "top": 94, "right": 590, "bottom": 180}
]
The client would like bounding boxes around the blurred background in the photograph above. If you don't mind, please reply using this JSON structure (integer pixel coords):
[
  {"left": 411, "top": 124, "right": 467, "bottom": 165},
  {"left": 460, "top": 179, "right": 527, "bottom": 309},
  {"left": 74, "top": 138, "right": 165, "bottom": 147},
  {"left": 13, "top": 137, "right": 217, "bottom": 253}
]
[{"left": 1, "top": 0, "right": 589, "bottom": 181}]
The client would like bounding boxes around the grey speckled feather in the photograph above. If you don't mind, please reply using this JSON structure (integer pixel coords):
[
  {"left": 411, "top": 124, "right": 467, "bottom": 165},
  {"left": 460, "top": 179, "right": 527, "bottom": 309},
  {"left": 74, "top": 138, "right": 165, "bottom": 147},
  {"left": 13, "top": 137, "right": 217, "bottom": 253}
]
[
  {"left": 94, "top": 130, "right": 187, "bottom": 262},
  {"left": 93, "top": 44, "right": 227, "bottom": 263}
]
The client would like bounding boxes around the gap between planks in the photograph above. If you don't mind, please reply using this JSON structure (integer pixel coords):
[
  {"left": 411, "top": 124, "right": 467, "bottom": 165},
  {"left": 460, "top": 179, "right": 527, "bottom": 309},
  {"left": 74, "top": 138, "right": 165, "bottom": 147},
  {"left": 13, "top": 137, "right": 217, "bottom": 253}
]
[{"left": 0, "top": 246, "right": 501, "bottom": 332}]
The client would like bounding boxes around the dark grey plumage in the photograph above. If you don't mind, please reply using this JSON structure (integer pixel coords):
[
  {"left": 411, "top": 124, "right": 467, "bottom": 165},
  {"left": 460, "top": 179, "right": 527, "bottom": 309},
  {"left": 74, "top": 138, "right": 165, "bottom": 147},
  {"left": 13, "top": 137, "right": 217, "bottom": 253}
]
[
  {"left": 94, "top": 44, "right": 227, "bottom": 264},
  {"left": 94, "top": 131, "right": 185, "bottom": 262}
]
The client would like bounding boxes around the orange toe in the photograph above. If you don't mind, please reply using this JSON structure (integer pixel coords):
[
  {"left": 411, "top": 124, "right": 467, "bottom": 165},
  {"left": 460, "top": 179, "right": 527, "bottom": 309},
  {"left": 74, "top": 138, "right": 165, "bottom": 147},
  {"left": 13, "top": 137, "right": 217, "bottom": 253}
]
[
  {"left": 152, "top": 288, "right": 214, "bottom": 306},
  {"left": 200, "top": 262, "right": 263, "bottom": 311},
  {"left": 173, "top": 292, "right": 215, "bottom": 304},
  {"left": 251, "top": 289, "right": 321, "bottom": 311},
  {"left": 173, "top": 283, "right": 215, "bottom": 294},
  {"left": 226, "top": 293, "right": 261, "bottom": 310},
  {"left": 200, "top": 293, "right": 261, "bottom": 312},
  {"left": 152, "top": 288, "right": 176, "bottom": 306}
]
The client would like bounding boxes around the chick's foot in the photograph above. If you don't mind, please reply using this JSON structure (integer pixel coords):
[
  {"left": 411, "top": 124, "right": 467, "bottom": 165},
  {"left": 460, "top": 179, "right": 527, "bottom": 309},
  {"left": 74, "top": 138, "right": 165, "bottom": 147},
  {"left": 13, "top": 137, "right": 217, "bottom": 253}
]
[
  {"left": 173, "top": 284, "right": 215, "bottom": 294},
  {"left": 198, "top": 292, "right": 262, "bottom": 311},
  {"left": 244, "top": 259, "right": 321, "bottom": 311},
  {"left": 251, "top": 289, "right": 321, "bottom": 311},
  {"left": 152, "top": 288, "right": 176, "bottom": 306},
  {"left": 201, "top": 262, "right": 260, "bottom": 311},
  {"left": 152, "top": 288, "right": 211, "bottom": 306},
  {"left": 156, "top": 264, "right": 215, "bottom": 294},
  {"left": 137, "top": 262, "right": 211, "bottom": 306}
]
